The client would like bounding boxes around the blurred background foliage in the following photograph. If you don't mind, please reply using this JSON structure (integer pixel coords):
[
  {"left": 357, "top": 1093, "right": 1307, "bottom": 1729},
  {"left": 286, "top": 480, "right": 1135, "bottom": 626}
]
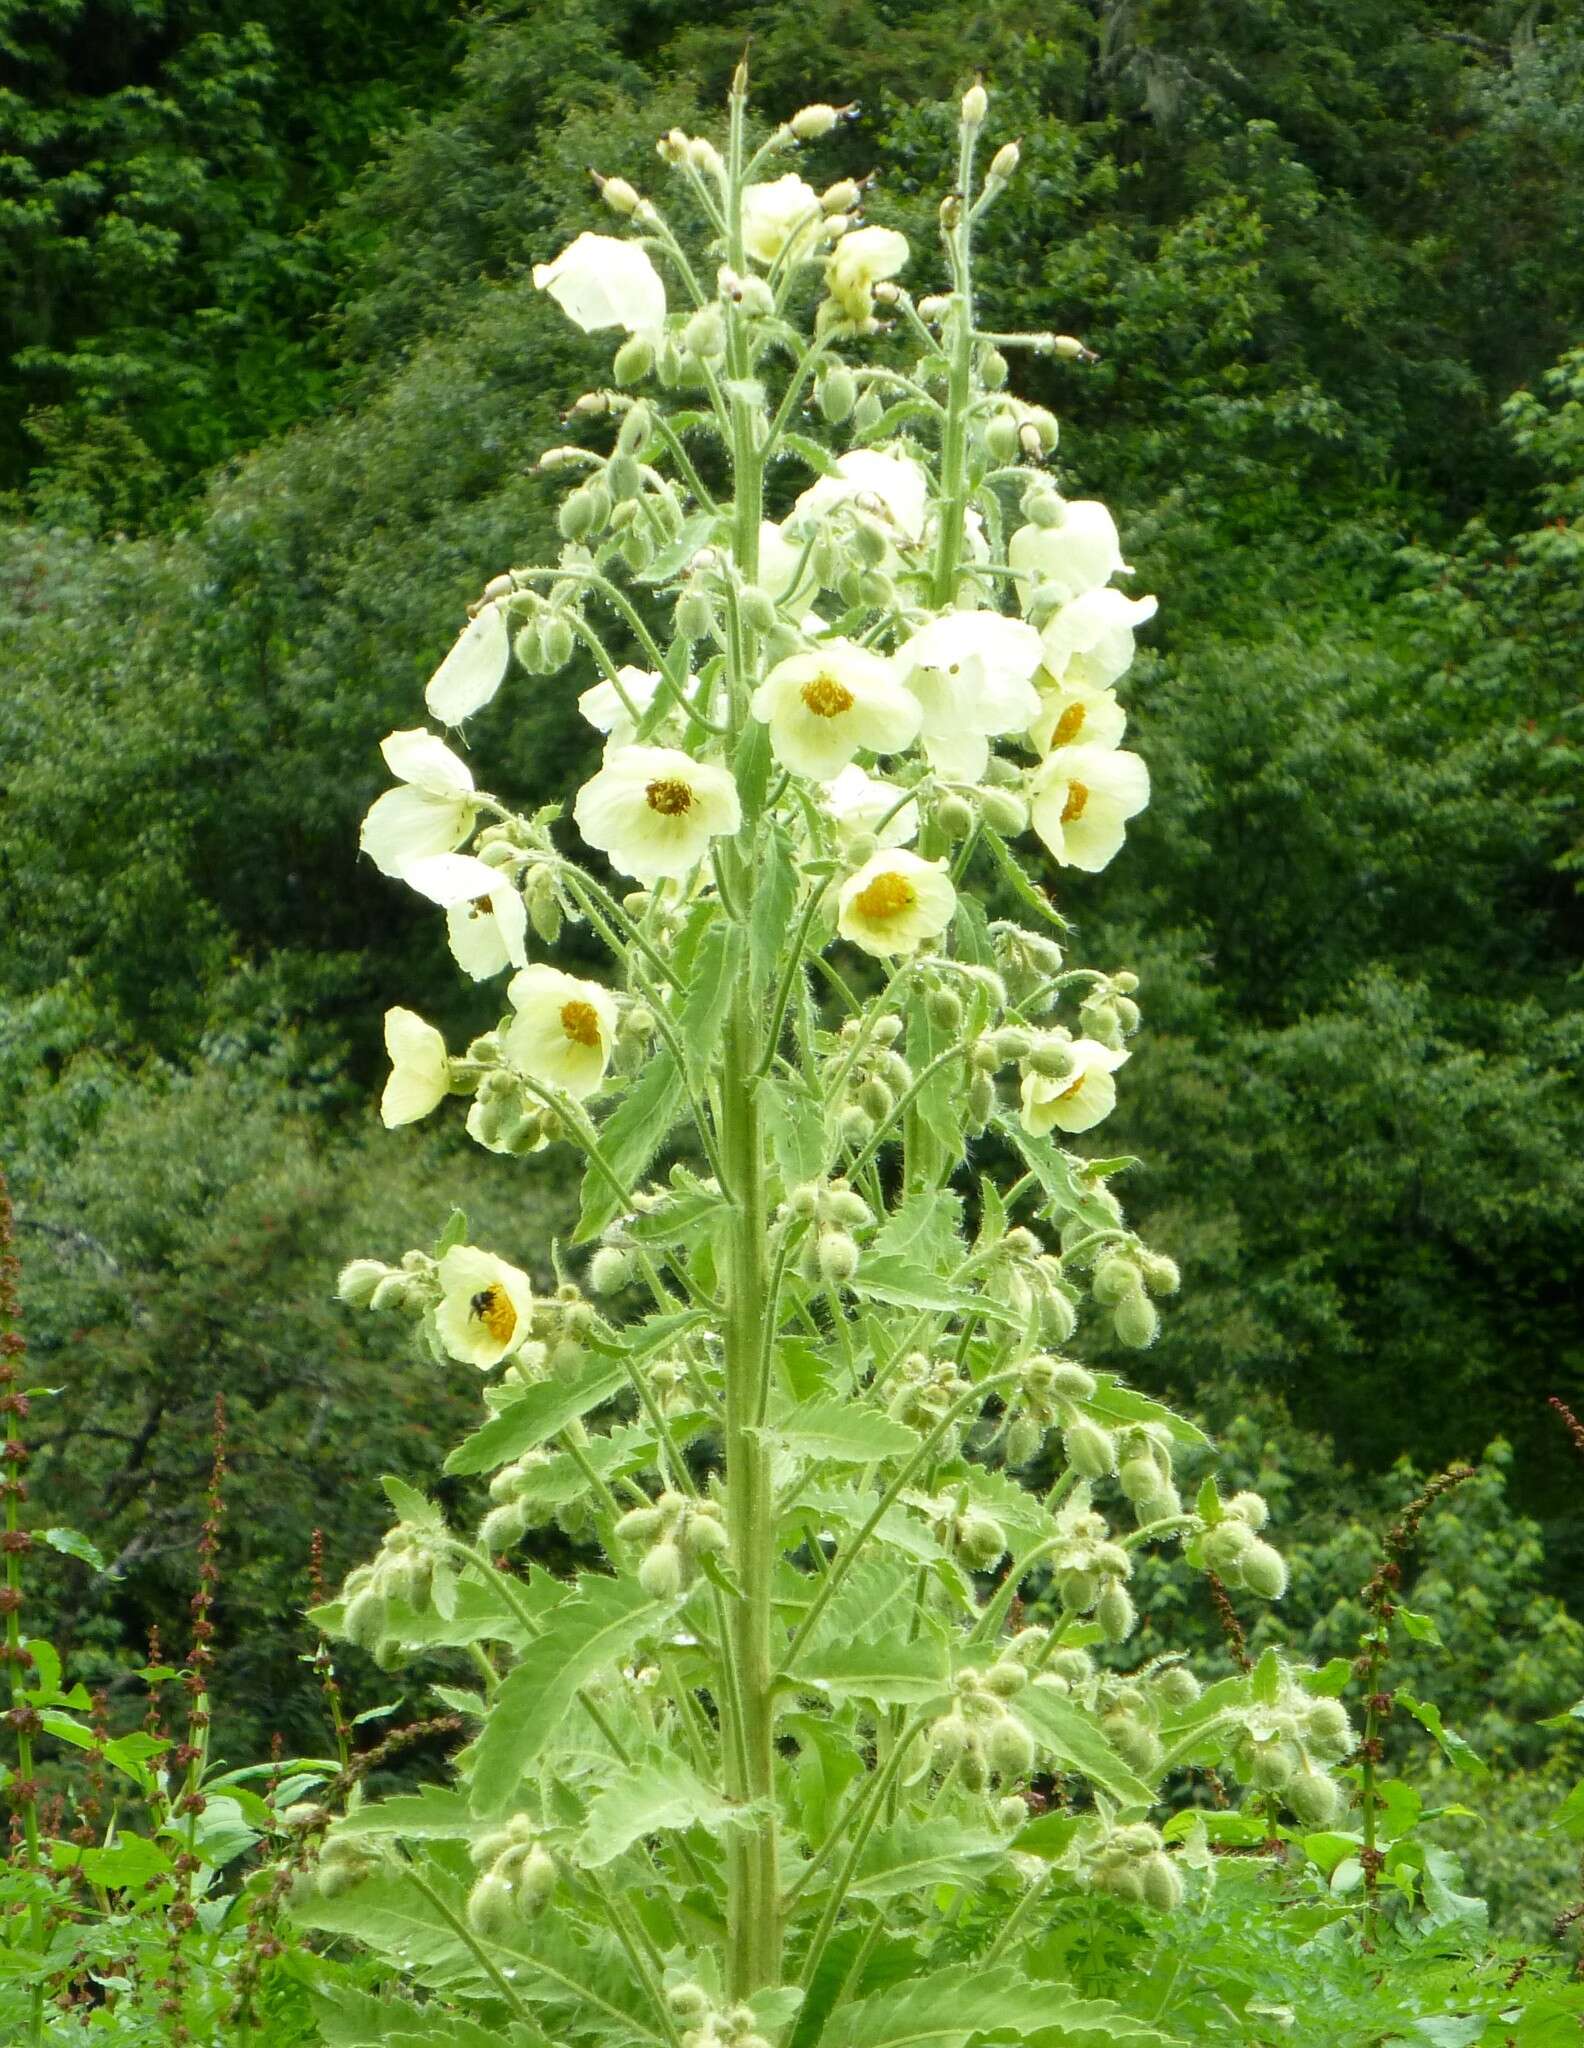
[{"left": 0, "top": 0, "right": 1579, "bottom": 1927}]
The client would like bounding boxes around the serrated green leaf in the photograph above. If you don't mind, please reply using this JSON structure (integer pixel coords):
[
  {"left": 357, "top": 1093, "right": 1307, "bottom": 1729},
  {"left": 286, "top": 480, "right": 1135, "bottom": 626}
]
[
  {"left": 849, "top": 1819, "right": 1007, "bottom": 1900},
  {"left": 634, "top": 509, "right": 718, "bottom": 585},
  {"left": 858, "top": 1256, "right": 1019, "bottom": 1325},
  {"left": 819, "top": 1962, "right": 1171, "bottom": 2048},
  {"left": 1551, "top": 1777, "right": 1584, "bottom": 1840},
  {"left": 765, "top": 1084, "right": 828, "bottom": 1186},
  {"left": 1395, "top": 1606, "right": 1443, "bottom": 1647},
  {"left": 331, "top": 1786, "right": 475, "bottom": 1842},
  {"left": 675, "top": 910, "right": 743, "bottom": 1088},
  {"left": 797, "top": 1629, "right": 951, "bottom": 1708},
  {"left": 1251, "top": 1647, "right": 1282, "bottom": 1706},
  {"left": 992, "top": 1114, "right": 1123, "bottom": 1235},
  {"left": 579, "top": 1751, "right": 746, "bottom": 1866},
  {"left": 445, "top": 1354, "right": 630, "bottom": 1477},
  {"left": 381, "top": 1474, "right": 441, "bottom": 1530},
  {"left": 749, "top": 826, "right": 798, "bottom": 992},
  {"left": 471, "top": 1578, "right": 661, "bottom": 1815},
  {"left": 1013, "top": 1685, "right": 1158, "bottom": 1807},
  {"left": 870, "top": 1193, "right": 965, "bottom": 1268},
  {"left": 983, "top": 826, "right": 1071, "bottom": 933},
  {"left": 759, "top": 1396, "right": 919, "bottom": 1466},
  {"left": 576, "top": 1048, "right": 687, "bottom": 1241},
  {"left": 1085, "top": 1375, "right": 1210, "bottom": 1449}
]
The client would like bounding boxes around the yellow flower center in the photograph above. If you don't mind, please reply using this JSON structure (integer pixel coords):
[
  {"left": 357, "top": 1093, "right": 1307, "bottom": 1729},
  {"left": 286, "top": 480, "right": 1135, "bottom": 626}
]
[
  {"left": 853, "top": 871, "right": 915, "bottom": 921},
  {"left": 1056, "top": 1069, "right": 1088, "bottom": 1101},
  {"left": 1060, "top": 781, "right": 1089, "bottom": 824},
  {"left": 1051, "top": 702, "right": 1085, "bottom": 747},
  {"left": 801, "top": 673, "right": 856, "bottom": 719},
  {"left": 560, "top": 999, "right": 602, "bottom": 1048},
  {"left": 470, "top": 1285, "right": 517, "bottom": 1346},
  {"left": 645, "top": 777, "right": 694, "bottom": 817}
]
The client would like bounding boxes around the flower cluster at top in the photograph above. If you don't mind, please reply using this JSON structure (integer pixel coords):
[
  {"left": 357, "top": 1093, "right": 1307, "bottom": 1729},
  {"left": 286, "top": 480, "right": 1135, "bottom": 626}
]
[{"left": 356, "top": 88, "right": 1159, "bottom": 1370}]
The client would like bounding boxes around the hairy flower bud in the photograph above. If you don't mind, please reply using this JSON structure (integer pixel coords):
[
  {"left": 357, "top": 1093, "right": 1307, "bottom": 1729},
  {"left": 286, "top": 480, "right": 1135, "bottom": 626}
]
[
  {"left": 1113, "top": 1286, "right": 1160, "bottom": 1349},
  {"left": 1287, "top": 1767, "right": 1343, "bottom": 1829},
  {"left": 589, "top": 1245, "right": 633, "bottom": 1295},
  {"left": 1153, "top": 1664, "right": 1200, "bottom": 1710},
  {"left": 614, "top": 333, "right": 655, "bottom": 385},
  {"left": 956, "top": 1511, "right": 1006, "bottom": 1570},
  {"left": 1240, "top": 1539, "right": 1289, "bottom": 1601},
  {"left": 986, "top": 140, "right": 1020, "bottom": 185},
  {"left": 639, "top": 1540, "right": 685, "bottom": 1600},
  {"left": 1141, "top": 1851, "right": 1184, "bottom": 1912},
  {"left": 961, "top": 82, "right": 988, "bottom": 128},
  {"left": 817, "top": 1230, "right": 861, "bottom": 1287},
  {"left": 818, "top": 367, "right": 858, "bottom": 423},
  {"left": 1063, "top": 1418, "right": 1116, "bottom": 1480},
  {"left": 1096, "top": 1579, "right": 1137, "bottom": 1644},
  {"left": 790, "top": 102, "right": 842, "bottom": 139},
  {"left": 337, "top": 1258, "right": 389, "bottom": 1308},
  {"left": 986, "top": 1714, "right": 1036, "bottom": 1780}
]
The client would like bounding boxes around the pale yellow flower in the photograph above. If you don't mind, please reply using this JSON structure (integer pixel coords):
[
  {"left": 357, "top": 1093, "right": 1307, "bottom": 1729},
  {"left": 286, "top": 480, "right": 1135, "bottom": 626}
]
[
  {"left": 573, "top": 745, "right": 741, "bottom": 881},
  {"left": 359, "top": 728, "right": 478, "bottom": 880},
  {"left": 434, "top": 1244, "right": 535, "bottom": 1369},
  {"left": 742, "top": 174, "right": 824, "bottom": 265},
  {"left": 1019, "top": 1039, "right": 1129, "bottom": 1136},
  {"left": 836, "top": 849, "right": 955, "bottom": 957},
  {"left": 1029, "top": 744, "right": 1149, "bottom": 872},
  {"left": 750, "top": 639, "right": 921, "bottom": 779},
  {"left": 532, "top": 232, "right": 665, "bottom": 334},
  {"left": 379, "top": 1007, "right": 450, "bottom": 1127},
  {"left": 504, "top": 966, "right": 618, "bottom": 1100},
  {"left": 1028, "top": 680, "right": 1127, "bottom": 756}
]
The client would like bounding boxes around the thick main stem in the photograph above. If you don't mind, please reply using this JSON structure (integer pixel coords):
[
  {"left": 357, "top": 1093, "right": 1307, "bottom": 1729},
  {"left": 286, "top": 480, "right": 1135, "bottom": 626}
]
[{"left": 719, "top": 65, "right": 779, "bottom": 1998}]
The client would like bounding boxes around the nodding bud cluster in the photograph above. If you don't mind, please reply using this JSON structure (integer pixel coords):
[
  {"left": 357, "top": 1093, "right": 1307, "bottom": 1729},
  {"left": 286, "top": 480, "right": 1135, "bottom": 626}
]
[
  {"left": 315, "top": 1833, "right": 383, "bottom": 1900},
  {"left": 1001, "top": 1353, "right": 1100, "bottom": 1469},
  {"left": 1078, "top": 974, "right": 1142, "bottom": 1050},
  {"left": 991, "top": 922, "right": 1066, "bottom": 1010},
  {"left": 480, "top": 1448, "right": 558, "bottom": 1550},
  {"left": 1115, "top": 1424, "right": 1183, "bottom": 1527},
  {"left": 923, "top": 1496, "right": 1007, "bottom": 1573},
  {"left": 982, "top": 397, "right": 1060, "bottom": 467},
  {"left": 1084, "top": 1821, "right": 1183, "bottom": 1912},
  {"left": 1088, "top": 1244, "right": 1180, "bottom": 1351},
  {"left": 339, "top": 1522, "right": 452, "bottom": 1669},
  {"left": 337, "top": 1249, "right": 439, "bottom": 1317},
  {"left": 886, "top": 1352, "right": 972, "bottom": 1452},
  {"left": 1050, "top": 1501, "right": 1136, "bottom": 1642},
  {"left": 467, "top": 1815, "right": 558, "bottom": 1936},
  {"left": 1196, "top": 1491, "right": 1288, "bottom": 1601},
  {"left": 666, "top": 1984, "right": 774, "bottom": 2048},
  {"left": 830, "top": 1014, "right": 913, "bottom": 1152},
  {"left": 615, "top": 1490, "right": 729, "bottom": 1599},
  {"left": 783, "top": 1175, "right": 874, "bottom": 1290},
  {"left": 929, "top": 1662, "right": 1035, "bottom": 1791},
  {"left": 1227, "top": 1673, "right": 1354, "bottom": 1825},
  {"left": 984, "top": 1230, "right": 1078, "bottom": 1345}
]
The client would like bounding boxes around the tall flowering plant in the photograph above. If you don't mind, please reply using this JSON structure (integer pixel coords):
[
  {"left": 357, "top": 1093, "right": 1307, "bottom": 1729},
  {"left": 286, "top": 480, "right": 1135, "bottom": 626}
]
[{"left": 309, "top": 74, "right": 1351, "bottom": 2046}]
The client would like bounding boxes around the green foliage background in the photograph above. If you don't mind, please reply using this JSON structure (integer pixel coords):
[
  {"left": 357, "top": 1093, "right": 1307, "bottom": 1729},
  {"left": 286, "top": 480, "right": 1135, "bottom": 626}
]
[{"left": 0, "top": 0, "right": 1579, "bottom": 1936}]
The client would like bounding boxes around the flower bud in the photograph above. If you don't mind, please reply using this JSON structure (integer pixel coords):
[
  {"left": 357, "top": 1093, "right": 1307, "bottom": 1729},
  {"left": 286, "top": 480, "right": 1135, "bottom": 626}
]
[
  {"left": 516, "top": 1842, "right": 558, "bottom": 1916},
  {"left": 467, "top": 1869, "right": 517, "bottom": 1939},
  {"left": 1303, "top": 1698, "right": 1353, "bottom": 1760},
  {"left": 931, "top": 1711, "right": 972, "bottom": 1764},
  {"left": 818, "top": 367, "right": 858, "bottom": 422},
  {"left": 853, "top": 389, "right": 884, "bottom": 434},
  {"left": 979, "top": 346, "right": 1009, "bottom": 389},
  {"left": 595, "top": 173, "right": 640, "bottom": 216},
  {"left": 668, "top": 1985, "right": 711, "bottom": 2022},
  {"left": 1004, "top": 1415, "right": 1042, "bottom": 1468},
  {"left": 739, "top": 585, "right": 778, "bottom": 633},
  {"left": 984, "top": 1659, "right": 1028, "bottom": 1700},
  {"left": 1141, "top": 1852, "right": 1184, "bottom": 1912},
  {"left": 956, "top": 1511, "right": 1006, "bottom": 1570},
  {"left": 558, "top": 487, "right": 601, "bottom": 542},
  {"left": 1240, "top": 1540, "right": 1289, "bottom": 1601},
  {"left": 606, "top": 451, "right": 642, "bottom": 501},
  {"left": 612, "top": 333, "right": 655, "bottom": 385},
  {"left": 790, "top": 103, "right": 841, "bottom": 139},
  {"left": 1224, "top": 1490, "right": 1269, "bottom": 1530},
  {"left": 991, "top": 1026, "right": 1033, "bottom": 1063},
  {"left": 856, "top": 1077, "right": 894, "bottom": 1122},
  {"left": 984, "top": 412, "right": 1020, "bottom": 464},
  {"left": 1153, "top": 1664, "right": 1200, "bottom": 1710},
  {"left": 342, "top": 1587, "right": 386, "bottom": 1652},
  {"left": 1052, "top": 334, "right": 1095, "bottom": 361},
  {"left": 986, "top": 1714, "right": 1036, "bottom": 1780},
  {"left": 684, "top": 1512, "right": 729, "bottom": 1558},
  {"left": 926, "top": 986, "right": 964, "bottom": 1032},
  {"left": 675, "top": 587, "right": 714, "bottom": 640},
  {"left": 961, "top": 82, "right": 989, "bottom": 128},
  {"left": 1026, "top": 1035, "right": 1075, "bottom": 1080},
  {"left": 1113, "top": 1286, "right": 1160, "bottom": 1349},
  {"left": 1048, "top": 1361, "right": 1096, "bottom": 1400},
  {"left": 1063, "top": 1418, "right": 1116, "bottom": 1480},
  {"left": 682, "top": 305, "right": 725, "bottom": 360},
  {"left": 479, "top": 1501, "right": 529, "bottom": 1552},
  {"left": 1287, "top": 1767, "right": 1343, "bottom": 1829},
  {"left": 987, "top": 140, "right": 1020, "bottom": 185},
  {"left": 1139, "top": 1252, "right": 1181, "bottom": 1295},
  {"left": 638, "top": 1540, "right": 685, "bottom": 1601},
  {"left": 977, "top": 787, "right": 1028, "bottom": 836},
  {"left": 338, "top": 1258, "right": 390, "bottom": 1308},
  {"left": 687, "top": 136, "right": 725, "bottom": 177},
  {"left": 967, "top": 1069, "right": 995, "bottom": 1126},
  {"left": 1096, "top": 1579, "right": 1137, "bottom": 1644},
  {"left": 1118, "top": 1453, "right": 1163, "bottom": 1504},
  {"left": 539, "top": 614, "right": 575, "bottom": 671},
  {"left": 587, "top": 1248, "right": 633, "bottom": 1300},
  {"left": 1201, "top": 1521, "right": 1255, "bottom": 1575},
  {"left": 1057, "top": 1567, "right": 1097, "bottom": 1612},
  {"left": 1250, "top": 1738, "right": 1300, "bottom": 1792},
  {"left": 817, "top": 1230, "right": 860, "bottom": 1287}
]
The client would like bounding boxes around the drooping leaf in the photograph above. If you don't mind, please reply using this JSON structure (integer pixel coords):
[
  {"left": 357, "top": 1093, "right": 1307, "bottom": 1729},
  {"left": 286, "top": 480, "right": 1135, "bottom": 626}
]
[
  {"left": 849, "top": 1819, "right": 1007, "bottom": 1900},
  {"left": 576, "top": 1047, "right": 688, "bottom": 1241},
  {"left": 1013, "top": 1685, "right": 1158, "bottom": 1807},
  {"left": 40, "top": 1526, "right": 106, "bottom": 1571},
  {"left": 470, "top": 1577, "right": 661, "bottom": 1815},
  {"left": 1396, "top": 1691, "right": 1489, "bottom": 1779},
  {"left": 330, "top": 1787, "right": 476, "bottom": 1842},
  {"left": 797, "top": 1629, "right": 951, "bottom": 1708},
  {"left": 818, "top": 1962, "right": 1170, "bottom": 2048},
  {"left": 758, "top": 1396, "right": 919, "bottom": 1467},
  {"left": 578, "top": 1751, "right": 747, "bottom": 1866},
  {"left": 445, "top": 1353, "right": 631, "bottom": 1477}
]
